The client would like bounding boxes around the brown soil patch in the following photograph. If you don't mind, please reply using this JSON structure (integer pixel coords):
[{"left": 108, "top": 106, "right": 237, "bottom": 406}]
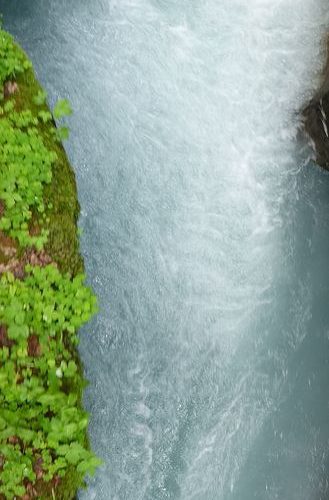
[
  {"left": 0, "top": 247, "right": 55, "bottom": 278},
  {"left": 27, "top": 334, "right": 41, "bottom": 357},
  {"left": 0, "top": 324, "right": 14, "bottom": 348},
  {"left": 3, "top": 80, "right": 19, "bottom": 97}
]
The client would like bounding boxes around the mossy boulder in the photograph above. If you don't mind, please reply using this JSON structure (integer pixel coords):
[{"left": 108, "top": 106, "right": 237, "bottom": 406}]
[{"left": 0, "top": 28, "right": 100, "bottom": 500}]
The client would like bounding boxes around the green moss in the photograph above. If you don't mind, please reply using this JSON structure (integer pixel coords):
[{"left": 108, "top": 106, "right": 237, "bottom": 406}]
[
  {"left": 0, "top": 32, "right": 99, "bottom": 499},
  {"left": 14, "top": 61, "right": 83, "bottom": 275},
  {"left": 37, "top": 467, "right": 85, "bottom": 500}
]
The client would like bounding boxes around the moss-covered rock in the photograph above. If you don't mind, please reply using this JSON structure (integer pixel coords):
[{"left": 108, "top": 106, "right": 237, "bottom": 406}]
[
  {"left": 13, "top": 54, "right": 84, "bottom": 275},
  {"left": 0, "top": 28, "right": 100, "bottom": 500}
]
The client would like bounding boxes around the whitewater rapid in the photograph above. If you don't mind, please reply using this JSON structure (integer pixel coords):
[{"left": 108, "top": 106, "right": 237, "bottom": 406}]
[{"left": 2, "top": 0, "right": 329, "bottom": 498}]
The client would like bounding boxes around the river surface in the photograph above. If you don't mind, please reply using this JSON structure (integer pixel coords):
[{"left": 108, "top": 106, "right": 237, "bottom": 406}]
[{"left": 2, "top": 1, "right": 329, "bottom": 499}]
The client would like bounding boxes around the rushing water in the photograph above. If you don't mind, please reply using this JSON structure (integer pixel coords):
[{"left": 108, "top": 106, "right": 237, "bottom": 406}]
[{"left": 3, "top": 1, "right": 329, "bottom": 498}]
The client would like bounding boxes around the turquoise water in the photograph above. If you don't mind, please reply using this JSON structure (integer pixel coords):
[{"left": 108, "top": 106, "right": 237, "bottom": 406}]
[{"left": 3, "top": 1, "right": 329, "bottom": 498}]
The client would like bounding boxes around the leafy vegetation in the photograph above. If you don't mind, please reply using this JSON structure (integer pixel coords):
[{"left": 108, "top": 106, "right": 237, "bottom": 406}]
[
  {"left": 0, "top": 105, "right": 54, "bottom": 249},
  {"left": 0, "top": 30, "right": 31, "bottom": 85},
  {"left": 0, "top": 27, "right": 100, "bottom": 499}
]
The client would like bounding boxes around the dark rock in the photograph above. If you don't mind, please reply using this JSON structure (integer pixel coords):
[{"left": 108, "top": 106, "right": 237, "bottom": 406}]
[
  {"left": 302, "top": 39, "right": 329, "bottom": 169},
  {"left": 302, "top": 94, "right": 329, "bottom": 169}
]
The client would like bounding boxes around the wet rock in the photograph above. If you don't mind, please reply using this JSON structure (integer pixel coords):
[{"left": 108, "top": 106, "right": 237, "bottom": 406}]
[
  {"left": 302, "top": 40, "right": 329, "bottom": 169},
  {"left": 302, "top": 93, "right": 329, "bottom": 169}
]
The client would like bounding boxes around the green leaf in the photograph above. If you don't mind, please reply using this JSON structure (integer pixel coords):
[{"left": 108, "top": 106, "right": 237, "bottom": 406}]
[
  {"left": 77, "top": 456, "right": 103, "bottom": 475},
  {"left": 53, "top": 99, "right": 72, "bottom": 120},
  {"left": 38, "top": 110, "right": 52, "bottom": 123},
  {"left": 57, "top": 126, "right": 70, "bottom": 141},
  {"left": 14, "top": 310, "right": 25, "bottom": 325},
  {"left": 33, "top": 90, "right": 48, "bottom": 105},
  {"left": 7, "top": 323, "right": 29, "bottom": 340},
  {"left": 4, "top": 100, "right": 14, "bottom": 113}
]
